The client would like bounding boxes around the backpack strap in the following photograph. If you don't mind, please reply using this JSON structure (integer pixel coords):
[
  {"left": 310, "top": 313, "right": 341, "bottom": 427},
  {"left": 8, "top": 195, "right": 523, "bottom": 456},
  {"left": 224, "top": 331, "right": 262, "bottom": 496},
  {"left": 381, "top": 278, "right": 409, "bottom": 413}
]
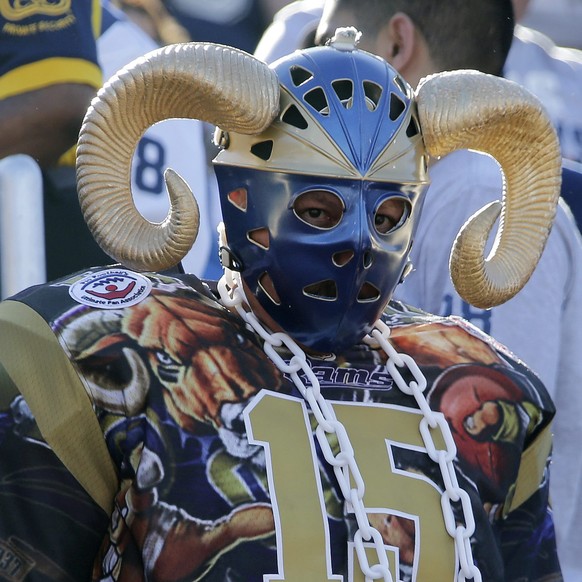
[
  {"left": 0, "top": 300, "right": 118, "bottom": 514},
  {"left": 504, "top": 421, "right": 554, "bottom": 515}
]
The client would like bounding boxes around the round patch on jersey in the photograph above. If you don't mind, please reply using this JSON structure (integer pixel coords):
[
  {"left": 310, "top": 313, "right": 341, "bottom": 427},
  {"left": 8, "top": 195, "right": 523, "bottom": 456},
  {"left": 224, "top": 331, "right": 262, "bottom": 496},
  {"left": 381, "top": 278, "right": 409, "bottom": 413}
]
[{"left": 69, "top": 269, "right": 152, "bottom": 309}]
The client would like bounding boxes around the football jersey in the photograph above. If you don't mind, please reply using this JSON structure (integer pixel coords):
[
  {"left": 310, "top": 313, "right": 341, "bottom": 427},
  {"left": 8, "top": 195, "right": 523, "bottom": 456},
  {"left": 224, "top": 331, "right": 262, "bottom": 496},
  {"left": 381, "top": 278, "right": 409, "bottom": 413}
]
[
  {"left": 0, "top": 267, "right": 561, "bottom": 581},
  {"left": 0, "top": 0, "right": 102, "bottom": 100}
]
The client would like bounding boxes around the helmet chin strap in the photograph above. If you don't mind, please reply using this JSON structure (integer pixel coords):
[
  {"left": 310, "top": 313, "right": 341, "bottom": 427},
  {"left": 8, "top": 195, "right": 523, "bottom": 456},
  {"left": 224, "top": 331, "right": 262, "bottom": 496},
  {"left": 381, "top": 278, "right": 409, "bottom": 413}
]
[{"left": 216, "top": 235, "right": 481, "bottom": 582}]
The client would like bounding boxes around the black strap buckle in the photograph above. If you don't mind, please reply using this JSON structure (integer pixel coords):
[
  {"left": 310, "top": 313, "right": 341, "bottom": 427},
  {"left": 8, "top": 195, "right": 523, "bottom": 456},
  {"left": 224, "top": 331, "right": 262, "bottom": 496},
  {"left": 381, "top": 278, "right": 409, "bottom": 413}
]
[{"left": 219, "top": 246, "right": 243, "bottom": 272}]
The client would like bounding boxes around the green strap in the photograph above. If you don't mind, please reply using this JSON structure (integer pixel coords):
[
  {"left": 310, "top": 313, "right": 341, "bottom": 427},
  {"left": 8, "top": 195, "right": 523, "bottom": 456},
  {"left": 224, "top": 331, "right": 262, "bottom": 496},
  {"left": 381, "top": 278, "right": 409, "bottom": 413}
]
[
  {"left": 0, "top": 300, "right": 117, "bottom": 514},
  {"left": 505, "top": 421, "right": 554, "bottom": 515}
]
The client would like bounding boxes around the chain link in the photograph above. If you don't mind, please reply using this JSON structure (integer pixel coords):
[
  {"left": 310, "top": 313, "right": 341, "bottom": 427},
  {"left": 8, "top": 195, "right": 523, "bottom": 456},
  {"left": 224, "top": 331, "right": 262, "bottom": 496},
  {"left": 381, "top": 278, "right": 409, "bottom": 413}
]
[
  {"left": 365, "top": 321, "right": 482, "bottom": 582},
  {"left": 217, "top": 273, "right": 482, "bottom": 582}
]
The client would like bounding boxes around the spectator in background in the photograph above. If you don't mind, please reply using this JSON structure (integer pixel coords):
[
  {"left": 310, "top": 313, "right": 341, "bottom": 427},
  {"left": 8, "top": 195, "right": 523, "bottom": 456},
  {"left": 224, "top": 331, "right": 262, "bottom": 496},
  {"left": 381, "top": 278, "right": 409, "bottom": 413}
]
[
  {"left": 113, "top": 0, "right": 191, "bottom": 44},
  {"left": 254, "top": 0, "right": 325, "bottom": 62},
  {"left": 255, "top": 1, "right": 582, "bottom": 578},
  {"left": 0, "top": 1, "right": 100, "bottom": 167},
  {"left": 162, "top": 0, "right": 289, "bottom": 53},
  {"left": 99, "top": 0, "right": 222, "bottom": 278},
  {"left": 560, "top": 159, "right": 582, "bottom": 230},
  {"left": 520, "top": 0, "right": 582, "bottom": 49},
  {"left": 256, "top": 0, "right": 582, "bottom": 229},
  {"left": 254, "top": 0, "right": 325, "bottom": 59},
  {"left": 505, "top": 0, "right": 582, "bottom": 164},
  {"left": 0, "top": 0, "right": 111, "bottom": 280},
  {"left": 257, "top": 0, "right": 582, "bottom": 231}
]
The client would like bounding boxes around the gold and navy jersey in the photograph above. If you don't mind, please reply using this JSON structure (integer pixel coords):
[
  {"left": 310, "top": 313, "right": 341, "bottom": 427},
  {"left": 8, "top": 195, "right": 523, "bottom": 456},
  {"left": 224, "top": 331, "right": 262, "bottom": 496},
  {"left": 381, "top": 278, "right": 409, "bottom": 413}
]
[
  {"left": 0, "top": 0, "right": 102, "bottom": 100},
  {"left": 0, "top": 268, "right": 562, "bottom": 581}
]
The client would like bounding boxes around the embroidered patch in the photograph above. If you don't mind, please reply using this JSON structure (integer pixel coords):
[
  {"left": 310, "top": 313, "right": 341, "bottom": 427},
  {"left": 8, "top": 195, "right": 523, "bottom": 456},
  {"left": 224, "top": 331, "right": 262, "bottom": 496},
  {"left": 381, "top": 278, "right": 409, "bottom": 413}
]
[
  {"left": 69, "top": 268, "right": 152, "bottom": 309},
  {"left": 0, "top": 0, "right": 71, "bottom": 21}
]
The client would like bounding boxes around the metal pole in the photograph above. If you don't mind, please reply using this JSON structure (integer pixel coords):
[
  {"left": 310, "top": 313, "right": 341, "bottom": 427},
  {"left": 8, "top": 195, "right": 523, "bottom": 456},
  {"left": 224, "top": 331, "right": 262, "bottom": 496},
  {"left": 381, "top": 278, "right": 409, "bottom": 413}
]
[{"left": 0, "top": 154, "right": 46, "bottom": 299}]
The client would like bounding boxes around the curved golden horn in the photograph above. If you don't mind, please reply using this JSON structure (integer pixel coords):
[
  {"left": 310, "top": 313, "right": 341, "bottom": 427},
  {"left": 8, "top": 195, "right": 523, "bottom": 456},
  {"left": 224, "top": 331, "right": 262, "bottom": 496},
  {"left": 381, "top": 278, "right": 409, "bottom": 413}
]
[
  {"left": 77, "top": 42, "right": 280, "bottom": 271},
  {"left": 416, "top": 70, "right": 561, "bottom": 308}
]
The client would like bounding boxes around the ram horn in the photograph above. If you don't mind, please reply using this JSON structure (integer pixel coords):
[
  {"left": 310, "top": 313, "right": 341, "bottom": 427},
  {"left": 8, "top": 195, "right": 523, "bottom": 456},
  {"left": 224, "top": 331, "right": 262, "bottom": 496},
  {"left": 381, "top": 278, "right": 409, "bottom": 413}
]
[
  {"left": 77, "top": 42, "right": 280, "bottom": 271},
  {"left": 416, "top": 70, "right": 561, "bottom": 308}
]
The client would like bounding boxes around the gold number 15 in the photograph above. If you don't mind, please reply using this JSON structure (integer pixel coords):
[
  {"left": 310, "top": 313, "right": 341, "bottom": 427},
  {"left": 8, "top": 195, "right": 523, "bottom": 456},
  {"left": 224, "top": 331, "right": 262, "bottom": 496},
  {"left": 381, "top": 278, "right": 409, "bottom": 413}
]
[{"left": 245, "top": 390, "right": 457, "bottom": 582}]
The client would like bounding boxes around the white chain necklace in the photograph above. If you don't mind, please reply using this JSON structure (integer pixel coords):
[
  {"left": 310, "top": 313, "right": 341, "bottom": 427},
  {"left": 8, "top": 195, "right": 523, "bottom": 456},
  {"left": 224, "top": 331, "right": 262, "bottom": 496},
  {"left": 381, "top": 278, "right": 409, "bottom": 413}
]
[{"left": 217, "top": 268, "right": 481, "bottom": 582}]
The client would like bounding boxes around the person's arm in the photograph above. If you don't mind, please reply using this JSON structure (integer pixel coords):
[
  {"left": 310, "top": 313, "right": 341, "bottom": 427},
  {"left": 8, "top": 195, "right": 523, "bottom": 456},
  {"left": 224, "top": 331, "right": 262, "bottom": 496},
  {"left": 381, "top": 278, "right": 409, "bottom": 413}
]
[
  {"left": 0, "top": 83, "right": 96, "bottom": 168},
  {"left": 498, "top": 434, "right": 562, "bottom": 580}
]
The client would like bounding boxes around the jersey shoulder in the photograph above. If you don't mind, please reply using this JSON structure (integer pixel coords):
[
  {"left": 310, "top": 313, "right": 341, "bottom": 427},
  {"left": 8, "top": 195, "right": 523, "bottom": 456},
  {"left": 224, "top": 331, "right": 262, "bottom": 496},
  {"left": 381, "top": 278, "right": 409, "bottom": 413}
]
[
  {"left": 7, "top": 266, "right": 217, "bottom": 322},
  {"left": 384, "top": 300, "right": 543, "bottom": 381}
]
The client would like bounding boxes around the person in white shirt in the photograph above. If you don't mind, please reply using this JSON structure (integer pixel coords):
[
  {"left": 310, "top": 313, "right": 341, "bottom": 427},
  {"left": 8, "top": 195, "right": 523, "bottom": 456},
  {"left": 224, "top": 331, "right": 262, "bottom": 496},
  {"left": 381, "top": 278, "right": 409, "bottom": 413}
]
[
  {"left": 255, "top": 0, "right": 582, "bottom": 578},
  {"left": 98, "top": 0, "right": 222, "bottom": 279},
  {"left": 505, "top": 1, "right": 582, "bottom": 164},
  {"left": 254, "top": 0, "right": 325, "bottom": 61},
  {"left": 519, "top": 0, "right": 582, "bottom": 49}
]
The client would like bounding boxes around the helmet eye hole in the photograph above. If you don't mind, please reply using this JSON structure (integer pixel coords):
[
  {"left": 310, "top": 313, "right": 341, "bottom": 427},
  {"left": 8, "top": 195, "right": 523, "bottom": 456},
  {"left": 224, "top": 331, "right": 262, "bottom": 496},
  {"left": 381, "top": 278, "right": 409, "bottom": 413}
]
[
  {"left": 374, "top": 197, "right": 410, "bottom": 234},
  {"left": 293, "top": 190, "right": 344, "bottom": 230}
]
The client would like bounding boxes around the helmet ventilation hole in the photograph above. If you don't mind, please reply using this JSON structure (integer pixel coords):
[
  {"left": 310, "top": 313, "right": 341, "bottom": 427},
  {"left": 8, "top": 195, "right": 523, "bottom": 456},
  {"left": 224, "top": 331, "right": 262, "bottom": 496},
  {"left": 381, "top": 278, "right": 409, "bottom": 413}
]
[
  {"left": 250, "top": 140, "right": 274, "bottom": 160},
  {"left": 358, "top": 283, "right": 381, "bottom": 302},
  {"left": 332, "top": 79, "right": 354, "bottom": 109},
  {"left": 304, "top": 87, "right": 329, "bottom": 116},
  {"left": 333, "top": 250, "right": 354, "bottom": 266},
  {"left": 227, "top": 188, "right": 247, "bottom": 211},
  {"left": 363, "top": 251, "right": 373, "bottom": 269},
  {"left": 282, "top": 104, "right": 309, "bottom": 129},
  {"left": 290, "top": 65, "right": 313, "bottom": 86},
  {"left": 389, "top": 93, "right": 406, "bottom": 120},
  {"left": 304, "top": 280, "right": 338, "bottom": 301},
  {"left": 259, "top": 272, "right": 281, "bottom": 304},
  {"left": 406, "top": 116, "right": 420, "bottom": 138},
  {"left": 247, "top": 228, "right": 270, "bottom": 249},
  {"left": 363, "top": 81, "right": 382, "bottom": 111},
  {"left": 393, "top": 75, "right": 407, "bottom": 94}
]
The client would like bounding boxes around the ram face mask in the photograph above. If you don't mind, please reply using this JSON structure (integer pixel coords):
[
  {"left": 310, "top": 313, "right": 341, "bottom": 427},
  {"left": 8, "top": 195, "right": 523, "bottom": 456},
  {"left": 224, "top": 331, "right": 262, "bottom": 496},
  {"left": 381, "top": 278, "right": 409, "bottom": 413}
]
[{"left": 213, "top": 31, "right": 428, "bottom": 352}]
